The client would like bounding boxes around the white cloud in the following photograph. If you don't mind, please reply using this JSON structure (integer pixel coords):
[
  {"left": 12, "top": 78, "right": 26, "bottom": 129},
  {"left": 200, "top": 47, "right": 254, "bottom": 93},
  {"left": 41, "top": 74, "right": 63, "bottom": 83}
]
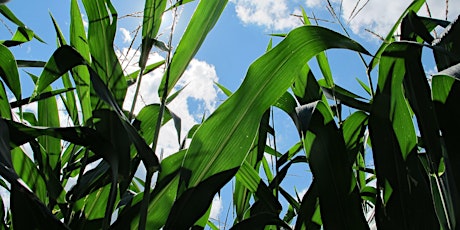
[
  {"left": 305, "top": 0, "right": 460, "bottom": 39},
  {"left": 210, "top": 195, "right": 223, "bottom": 220},
  {"left": 81, "top": 14, "right": 88, "bottom": 28},
  {"left": 119, "top": 28, "right": 133, "bottom": 43},
  {"left": 119, "top": 48, "right": 221, "bottom": 157},
  {"left": 230, "top": 0, "right": 303, "bottom": 31}
]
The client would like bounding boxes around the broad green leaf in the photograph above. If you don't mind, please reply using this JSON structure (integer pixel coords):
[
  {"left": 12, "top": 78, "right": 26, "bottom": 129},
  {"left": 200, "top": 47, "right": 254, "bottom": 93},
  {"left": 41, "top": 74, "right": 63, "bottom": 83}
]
[
  {"left": 70, "top": 0, "right": 92, "bottom": 122},
  {"left": 291, "top": 64, "right": 322, "bottom": 105},
  {"left": 166, "top": 25, "right": 369, "bottom": 228},
  {"left": 158, "top": 0, "right": 228, "bottom": 98},
  {"left": 342, "top": 111, "right": 368, "bottom": 161},
  {"left": 140, "top": 0, "right": 167, "bottom": 69},
  {"left": 401, "top": 11, "right": 434, "bottom": 43},
  {"left": 0, "top": 44, "right": 20, "bottom": 100},
  {"left": 391, "top": 43, "right": 442, "bottom": 169},
  {"left": 432, "top": 68, "right": 460, "bottom": 228},
  {"left": 82, "top": 0, "right": 127, "bottom": 108},
  {"left": 88, "top": 66, "right": 161, "bottom": 173},
  {"left": 10, "top": 182, "right": 69, "bottom": 230},
  {"left": 11, "top": 147, "right": 48, "bottom": 203},
  {"left": 0, "top": 82, "right": 11, "bottom": 119},
  {"left": 0, "top": 120, "right": 67, "bottom": 230},
  {"left": 185, "top": 25, "right": 369, "bottom": 186},
  {"left": 376, "top": 43, "right": 417, "bottom": 159},
  {"left": 305, "top": 101, "right": 368, "bottom": 229},
  {"left": 111, "top": 151, "right": 185, "bottom": 229},
  {"left": 28, "top": 72, "right": 62, "bottom": 174},
  {"left": 32, "top": 46, "right": 86, "bottom": 97},
  {"left": 433, "top": 17, "right": 460, "bottom": 71},
  {"left": 132, "top": 104, "right": 172, "bottom": 146},
  {"left": 236, "top": 161, "right": 281, "bottom": 214},
  {"left": 302, "top": 10, "right": 334, "bottom": 87},
  {"left": 368, "top": 0, "right": 425, "bottom": 71},
  {"left": 164, "top": 168, "right": 239, "bottom": 229},
  {"left": 61, "top": 74, "right": 79, "bottom": 125},
  {"left": 369, "top": 43, "right": 440, "bottom": 229}
]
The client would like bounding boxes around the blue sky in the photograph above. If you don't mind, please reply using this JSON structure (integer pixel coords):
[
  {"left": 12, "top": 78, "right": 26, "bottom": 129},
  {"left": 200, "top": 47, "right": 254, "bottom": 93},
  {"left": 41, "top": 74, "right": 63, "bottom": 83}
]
[{"left": 2, "top": 0, "right": 459, "bottom": 227}]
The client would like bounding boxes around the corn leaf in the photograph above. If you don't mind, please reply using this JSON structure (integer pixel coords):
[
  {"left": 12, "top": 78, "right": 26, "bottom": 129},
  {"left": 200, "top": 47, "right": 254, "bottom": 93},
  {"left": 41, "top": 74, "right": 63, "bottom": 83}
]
[
  {"left": 139, "top": 0, "right": 167, "bottom": 69},
  {"left": 368, "top": 0, "right": 425, "bottom": 71},
  {"left": 305, "top": 101, "right": 369, "bottom": 229},
  {"left": 158, "top": 0, "right": 228, "bottom": 98},
  {"left": 165, "top": 25, "right": 369, "bottom": 228},
  {"left": 82, "top": 0, "right": 126, "bottom": 108},
  {"left": 0, "top": 44, "right": 20, "bottom": 100},
  {"left": 70, "top": 0, "right": 92, "bottom": 122}
]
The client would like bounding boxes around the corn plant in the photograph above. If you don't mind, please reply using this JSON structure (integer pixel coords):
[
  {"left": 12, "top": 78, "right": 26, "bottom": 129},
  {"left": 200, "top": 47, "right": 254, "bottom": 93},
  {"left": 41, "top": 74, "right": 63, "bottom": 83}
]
[{"left": 0, "top": 0, "right": 459, "bottom": 229}]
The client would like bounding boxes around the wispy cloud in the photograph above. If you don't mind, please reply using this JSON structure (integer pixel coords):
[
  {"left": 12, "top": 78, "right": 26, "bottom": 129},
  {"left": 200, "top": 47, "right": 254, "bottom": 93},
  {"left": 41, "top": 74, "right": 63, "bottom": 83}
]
[
  {"left": 119, "top": 28, "right": 133, "bottom": 43},
  {"left": 210, "top": 195, "right": 223, "bottom": 221},
  {"left": 230, "top": 0, "right": 303, "bottom": 31},
  {"left": 305, "top": 0, "right": 460, "bottom": 39}
]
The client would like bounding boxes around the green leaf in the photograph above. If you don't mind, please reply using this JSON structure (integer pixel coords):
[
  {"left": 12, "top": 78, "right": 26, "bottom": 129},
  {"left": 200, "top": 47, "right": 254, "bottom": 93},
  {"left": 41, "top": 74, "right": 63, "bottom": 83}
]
[
  {"left": 0, "top": 44, "right": 21, "bottom": 100},
  {"left": 165, "top": 0, "right": 196, "bottom": 11},
  {"left": 10, "top": 88, "right": 75, "bottom": 109},
  {"left": 132, "top": 104, "right": 172, "bottom": 146},
  {"left": 368, "top": 0, "right": 425, "bottom": 71},
  {"left": 0, "top": 5, "right": 45, "bottom": 43},
  {"left": 126, "top": 60, "right": 165, "bottom": 86},
  {"left": 291, "top": 64, "right": 322, "bottom": 105},
  {"left": 305, "top": 101, "right": 368, "bottom": 229},
  {"left": 11, "top": 147, "right": 48, "bottom": 203},
  {"left": 356, "top": 77, "right": 372, "bottom": 96},
  {"left": 82, "top": 0, "right": 126, "bottom": 108},
  {"left": 168, "top": 25, "right": 369, "bottom": 228},
  {"left": 158, "top": 0, "right": 228, "bottom": 98},
  {"left": 185, "top": 25, "right": 369, "bottom": 187},
  {"left": 433, "top": 17, "right": 460, "bottom": 71},
  {"left": 0, "top": 119, "right": 67, "bottom": 229},
  {"left": 432, "top": 67, "right": 460, "bottom": 228},
  {"left": 139, "top": 0, "right": 167, "bottom": 69},
  {"left": 342, "top": 111, "right": 368, "bottom": 161},
  {"left": 376, "top": 43, "right": 418, "bottom": 160},
  {"left": 111, "top": 151, "right": 185, "bottom": 229},
  {"left": 70, "top": 0, "right": 92, "bottom": 122},
  {"left": 369, "top": 42, "right": 439, "bottom": 229},
  {"left": 0, "top": 26, "right": 34, "bottom": 47},
  {"left": 231, "top": 212, "right": 291, "bottom": 230},
  {"left": 393, "top": 43, "right": 442, "bottom": 169},
  {"left": 32, "top": 45, "right": 86, "bottom": 97},
  {"left": 0, "top": 81, "right": 12, "bottom": 119},
  {"left": 28, "top": 72, "right": 63, "bottom": 174}
]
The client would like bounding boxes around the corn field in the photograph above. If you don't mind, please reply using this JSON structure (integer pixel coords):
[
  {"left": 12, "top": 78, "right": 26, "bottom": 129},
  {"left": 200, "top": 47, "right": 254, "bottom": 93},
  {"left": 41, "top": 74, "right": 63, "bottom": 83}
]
[{"left": 0, "top": 0, "right": 459, "bottom": 229}]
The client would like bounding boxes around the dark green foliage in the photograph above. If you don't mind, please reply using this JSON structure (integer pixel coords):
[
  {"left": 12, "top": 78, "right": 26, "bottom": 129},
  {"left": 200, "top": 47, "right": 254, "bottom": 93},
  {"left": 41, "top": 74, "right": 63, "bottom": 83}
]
[{"left": 0, "top": 1, "right": 459, "bottom": 229}]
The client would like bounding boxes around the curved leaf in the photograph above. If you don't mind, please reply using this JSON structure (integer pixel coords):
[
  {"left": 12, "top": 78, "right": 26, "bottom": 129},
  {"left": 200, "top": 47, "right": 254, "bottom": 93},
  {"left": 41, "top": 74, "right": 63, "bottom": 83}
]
[
  {"left": 158, "top": 0, "right": 228, "bottom": 98},
  {"left": 0, "top": 44, "right": 20, "bottom": 100},
  {"left": 167, "top": 25, "right": 369, "bottom": 228},
  {"left": 139, "top": 0, "right": 167, "bottom": 68}
]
